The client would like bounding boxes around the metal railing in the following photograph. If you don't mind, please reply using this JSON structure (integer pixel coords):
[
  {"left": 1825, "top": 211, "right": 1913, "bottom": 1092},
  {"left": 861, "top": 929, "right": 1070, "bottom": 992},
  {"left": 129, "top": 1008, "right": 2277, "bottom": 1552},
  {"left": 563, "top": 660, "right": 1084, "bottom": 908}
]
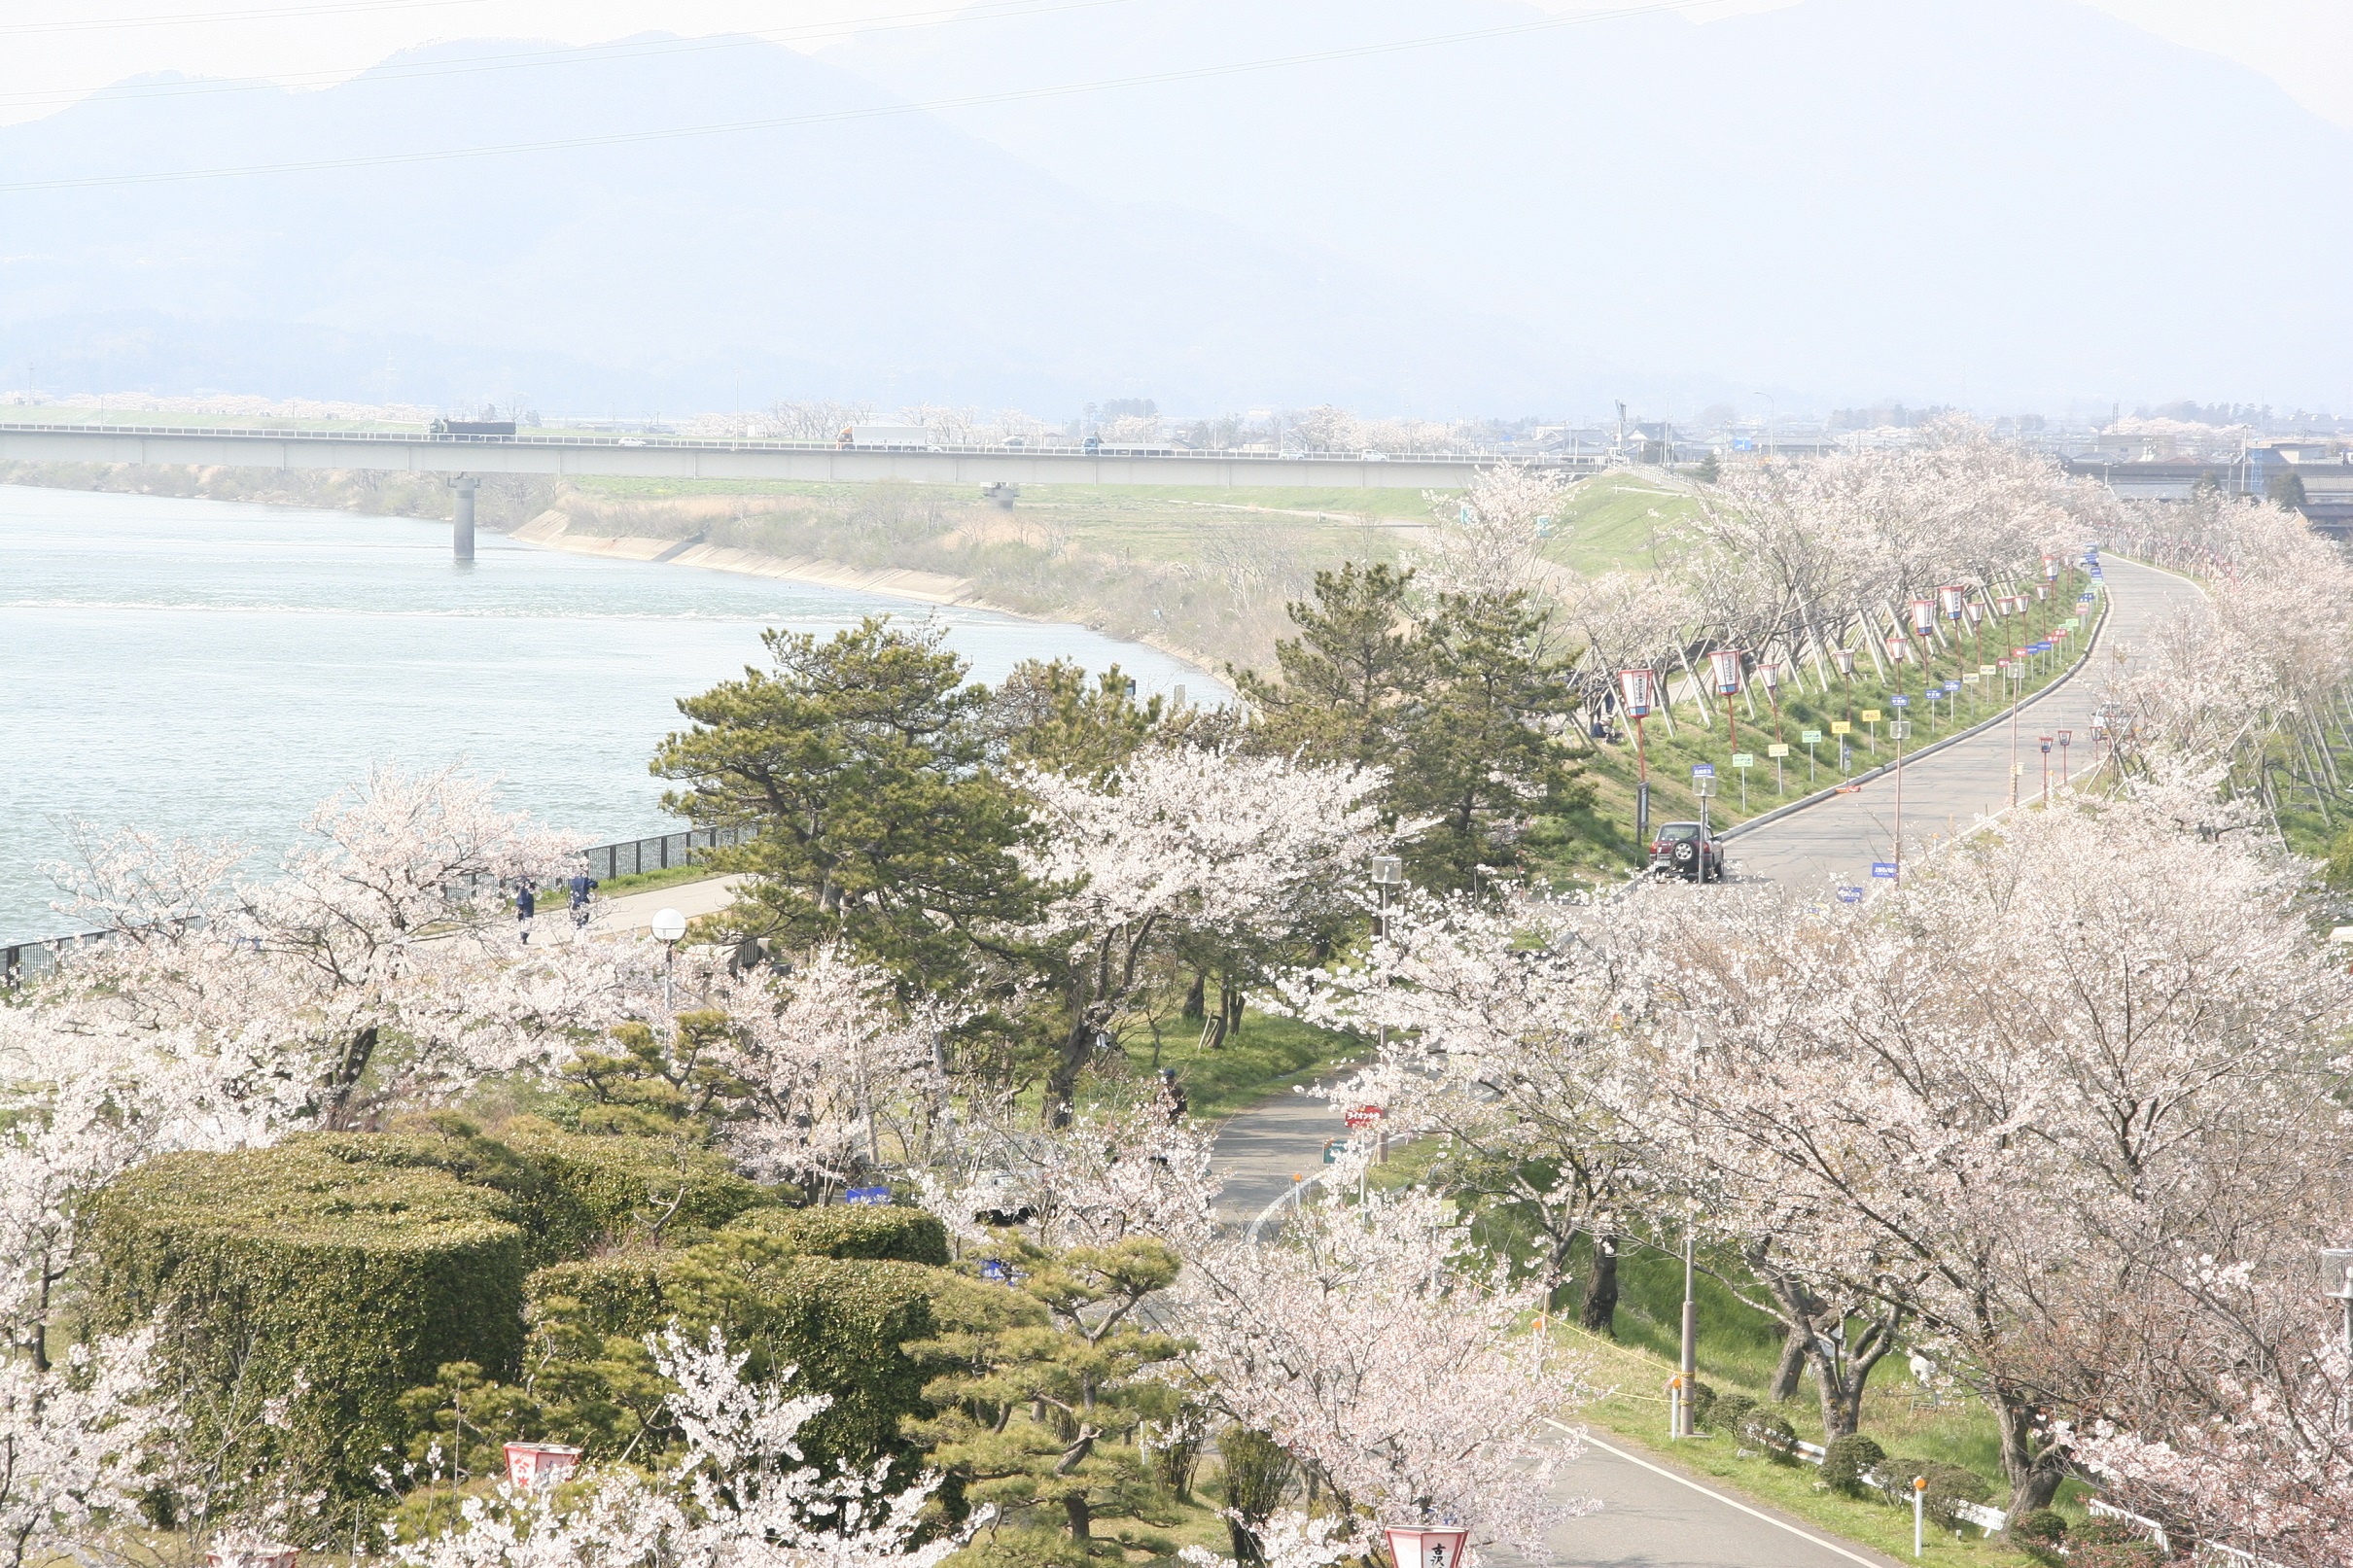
[{"left": 2, "top": 822, "right": 757, "bottom": 985}]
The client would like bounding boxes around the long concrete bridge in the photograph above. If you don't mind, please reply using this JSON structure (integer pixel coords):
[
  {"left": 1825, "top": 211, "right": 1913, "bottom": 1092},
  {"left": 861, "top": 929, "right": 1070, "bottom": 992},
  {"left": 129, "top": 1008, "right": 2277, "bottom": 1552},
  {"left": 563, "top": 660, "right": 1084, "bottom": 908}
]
[
  {"left": 0, "top": 419, "right": 1572, "bottom": 490},
  {"left": 0, "top": 418, "right": 1584, "bottom": 559}
]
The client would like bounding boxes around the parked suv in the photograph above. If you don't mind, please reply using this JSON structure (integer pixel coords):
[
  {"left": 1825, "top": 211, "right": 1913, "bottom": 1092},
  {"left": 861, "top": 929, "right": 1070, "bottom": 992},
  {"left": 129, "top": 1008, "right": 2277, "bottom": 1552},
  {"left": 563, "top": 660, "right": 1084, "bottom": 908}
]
[{"left": 1649, "top": 821, "right": 1725, "bottom": 882}]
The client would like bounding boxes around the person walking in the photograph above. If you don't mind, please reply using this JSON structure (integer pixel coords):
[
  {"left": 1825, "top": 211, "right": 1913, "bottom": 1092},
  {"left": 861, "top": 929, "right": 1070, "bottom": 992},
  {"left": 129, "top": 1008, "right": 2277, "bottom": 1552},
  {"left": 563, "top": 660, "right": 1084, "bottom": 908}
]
[
  {"left": 514, "top": 881, "right": 537, "bottom": 944},
  {"left": 567, "top": 873, "right": 597, "bottom": 933}
]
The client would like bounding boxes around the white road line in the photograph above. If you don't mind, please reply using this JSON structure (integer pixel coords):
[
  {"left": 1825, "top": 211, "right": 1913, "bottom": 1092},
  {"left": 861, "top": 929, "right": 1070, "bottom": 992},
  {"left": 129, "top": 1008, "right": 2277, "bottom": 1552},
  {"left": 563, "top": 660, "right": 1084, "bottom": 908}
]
[{"left": 1545, "top": 1419, "right": 1895, "bottom": 1568}]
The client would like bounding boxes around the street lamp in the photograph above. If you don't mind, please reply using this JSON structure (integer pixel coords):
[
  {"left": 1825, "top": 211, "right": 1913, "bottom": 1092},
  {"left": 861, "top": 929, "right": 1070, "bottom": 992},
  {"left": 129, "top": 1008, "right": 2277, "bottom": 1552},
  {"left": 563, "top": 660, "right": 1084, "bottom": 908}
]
[
  {"left": 2056, "top": 728, "right": 2073, "bottom": 788},
  {"left": 1617, "top": 667, "right": 1659, "bottom": 845},
  {"left": 1384, "top": 1524, "right": 1470, "bottom": 1568},
  {"left": 2039, "top": 735, "right": 2054, "bottom": 806},
  {"left": 1883, "top": 631, "right": 1912, "bottom": 709},
  {"left": 651, "top": 906, "right": 687, "bottom": 1011},
  {"left": 1936, "top": 584, "right": 1966, "bottom": 684}
]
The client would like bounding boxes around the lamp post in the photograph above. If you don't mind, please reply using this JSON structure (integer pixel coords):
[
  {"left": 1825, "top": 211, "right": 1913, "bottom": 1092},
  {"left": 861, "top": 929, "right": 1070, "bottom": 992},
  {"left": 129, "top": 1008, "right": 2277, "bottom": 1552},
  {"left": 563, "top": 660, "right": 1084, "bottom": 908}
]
[
  {"left": 1705, "top": 648, "right": 1744, "bottom": 753},
  {"left": 2039, "top": 735, "right": 2054, "bottom": 807},
  {"left": 1907, "top": 596, "right": 1937, "bottom": 686},
  {"left": 2005, "top": 652, "right": 2024, "bottom": 807},
  {"left": 651, "top": 906, "right": 686, "bottom": 1011},
  {"left": 1384, "top": 1525, "right": 1470, "bottom": 1568},
  {"left": 1679, "top": 1226, "right": 1699, "bottom": 1438},
  {"left": 1937, "top": 584, "right": 1966, "bottom": 685},
  {"left": 1890, "top": 709, "right": 1912, "bottom": 881},
  {"left": 2056, "top": 729, "right": 2073, "bottom": 789},
  {"left": 1371, "top": 854, "right": 1403, "bottom": 1073},
  {"left": 1883, "top": 631, "right": 1912, "bottom": 709},
  {"left": 1964, "top": 598, "right": 1986, "bottom": 698},
  {"left": 1617, "top": 668, "right": 1659, "bottom": 847},
  {"left": 1692, "top": 767, "right": 1716, "bottom": 885}
]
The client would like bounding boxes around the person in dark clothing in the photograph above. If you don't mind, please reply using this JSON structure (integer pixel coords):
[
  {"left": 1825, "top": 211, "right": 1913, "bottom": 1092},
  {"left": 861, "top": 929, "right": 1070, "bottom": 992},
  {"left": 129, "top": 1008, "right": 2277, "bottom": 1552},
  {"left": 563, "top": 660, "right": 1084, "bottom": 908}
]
[
  {"left": 514, "top": 882, "right": 537, "bottom": 944},
  {"left": 1154, "top": 1066, "right": 1188, "bottom": 1125},
  {"left": 567, "top": 874, "right": 598, "bottom": 931}
]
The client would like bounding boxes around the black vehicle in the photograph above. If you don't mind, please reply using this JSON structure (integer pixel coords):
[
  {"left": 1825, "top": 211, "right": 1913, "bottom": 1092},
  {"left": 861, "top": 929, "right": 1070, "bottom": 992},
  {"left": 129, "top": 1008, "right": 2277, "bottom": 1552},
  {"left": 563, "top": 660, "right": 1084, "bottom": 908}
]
[{"left": 1649, "top": 820, "right": 1726, "bottom": 882}]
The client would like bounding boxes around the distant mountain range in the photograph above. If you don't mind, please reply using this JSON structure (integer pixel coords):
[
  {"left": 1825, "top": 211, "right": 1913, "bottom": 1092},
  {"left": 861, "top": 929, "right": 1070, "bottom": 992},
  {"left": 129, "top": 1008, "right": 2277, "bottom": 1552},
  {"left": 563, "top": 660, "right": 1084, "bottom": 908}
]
[{"left": 2, "top": 0, "right": 2347, "bottom": 417}]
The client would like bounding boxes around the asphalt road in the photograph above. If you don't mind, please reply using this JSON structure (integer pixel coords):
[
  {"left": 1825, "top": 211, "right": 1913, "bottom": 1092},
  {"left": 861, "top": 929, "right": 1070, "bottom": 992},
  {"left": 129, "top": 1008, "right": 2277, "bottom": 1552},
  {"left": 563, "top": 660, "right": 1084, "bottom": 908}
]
[{"left": 1727, "top": 556, "right": 2205, "bottom": 891}]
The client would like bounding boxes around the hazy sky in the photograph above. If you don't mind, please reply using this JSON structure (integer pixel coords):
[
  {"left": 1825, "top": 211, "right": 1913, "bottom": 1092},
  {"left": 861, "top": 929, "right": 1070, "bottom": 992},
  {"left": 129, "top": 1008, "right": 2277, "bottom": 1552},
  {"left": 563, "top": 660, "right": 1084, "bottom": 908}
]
[{"left": 4, "top": 0, "right": 2349, "bottom": 130}]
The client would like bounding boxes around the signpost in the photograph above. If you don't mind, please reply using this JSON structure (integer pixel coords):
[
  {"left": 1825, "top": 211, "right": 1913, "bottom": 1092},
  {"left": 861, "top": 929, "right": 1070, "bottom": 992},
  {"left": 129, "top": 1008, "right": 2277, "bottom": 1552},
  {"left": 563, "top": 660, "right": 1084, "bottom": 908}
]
[
  {"left": 1768, "top": 740, "right": 1791, "bottom": 793},
  {"left": 1731, "top": 751, "right": 1754, "bottom": 809},
  {"left": 846, "top": 1185, "right": 893, "bottom": 1206},
  {"left": 1871, "top": 861, "right": 1898, "bottom": 880},
  {"left": 1692, "top": 764, "right": 1716, "bottom": 884},
  {"left": 1801, "top": 728, "right": 1822, "bottom": 784}
]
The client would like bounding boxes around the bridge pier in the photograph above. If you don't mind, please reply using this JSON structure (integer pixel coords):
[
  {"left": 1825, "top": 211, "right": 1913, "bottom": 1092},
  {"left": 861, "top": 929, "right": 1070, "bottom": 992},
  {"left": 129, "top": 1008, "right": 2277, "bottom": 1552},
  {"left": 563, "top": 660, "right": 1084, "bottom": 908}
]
[{"left": 448, "top": 475, "right": 477, "bottom": 561}]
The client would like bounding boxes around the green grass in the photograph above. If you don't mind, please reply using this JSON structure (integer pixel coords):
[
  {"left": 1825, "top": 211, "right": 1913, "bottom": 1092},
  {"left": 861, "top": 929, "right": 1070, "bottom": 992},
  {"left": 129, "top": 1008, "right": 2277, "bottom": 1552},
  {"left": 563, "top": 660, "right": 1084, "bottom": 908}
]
[
  {"left": 1143, "top": 1000, "right": 1364, "bottom": 1123},
  {"left": 1542, "top": 472, "right": 1707, "bottom": 575}
]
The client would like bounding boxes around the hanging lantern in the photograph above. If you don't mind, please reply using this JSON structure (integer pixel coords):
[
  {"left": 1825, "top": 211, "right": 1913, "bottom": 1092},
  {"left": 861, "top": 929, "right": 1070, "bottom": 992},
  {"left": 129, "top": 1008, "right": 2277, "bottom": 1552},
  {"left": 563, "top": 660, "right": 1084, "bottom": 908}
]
[
  {"left": 1907, "top": 597, "right": 1937, "bottom": 636},
  {"left": 2043, "top": 553, "right": 2059, "bottom": 580},
  {"left": 1938, "top": 584, "right": 1967, "bottom": 619},
  {"left": 1756, "top": 660, "right": 1783, "bottom": 692},
  {"left": 1384, "top": 1525, "right": 1471, "bottom": 1568},
  {"left": 2036, "top": 582, "right": 2050, "bottom": 601},
  {"left": 1705, "top": 647, "right": 1743, "bottom": 695},
  {"left": 1883, "top": 633, "right": 1912, "bottom": 664},
  {"left": 1615, "top": 667, "right": 1658, "bottom": 718},
  {"left": 206, "top": 1539, "right": 299, "bottom": 1568},
  {"left": 1832, "top": 647, "right": 1856, "bottom": 677},
  {"left": 505, "top": 1443, "right": 584, "bottom": 1491},
  {"left": 1964, "top": 601, "right": 1985, "bottom": 627}
]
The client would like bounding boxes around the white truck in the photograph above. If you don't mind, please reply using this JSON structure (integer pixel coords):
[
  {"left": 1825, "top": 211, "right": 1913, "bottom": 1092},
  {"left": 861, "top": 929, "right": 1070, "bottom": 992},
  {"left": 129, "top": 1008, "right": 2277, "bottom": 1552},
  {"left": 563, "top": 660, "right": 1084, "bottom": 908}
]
[{"left": 836, "top": 423, "right": 935, "bottom": 450}]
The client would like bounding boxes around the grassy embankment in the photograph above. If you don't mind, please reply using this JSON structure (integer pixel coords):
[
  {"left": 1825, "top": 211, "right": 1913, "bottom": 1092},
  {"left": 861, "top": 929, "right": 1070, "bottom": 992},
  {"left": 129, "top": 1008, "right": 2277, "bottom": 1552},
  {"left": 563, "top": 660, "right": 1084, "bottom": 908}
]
[{"left": 1540, "top": 568, "right": 2101, "bottom": 884}]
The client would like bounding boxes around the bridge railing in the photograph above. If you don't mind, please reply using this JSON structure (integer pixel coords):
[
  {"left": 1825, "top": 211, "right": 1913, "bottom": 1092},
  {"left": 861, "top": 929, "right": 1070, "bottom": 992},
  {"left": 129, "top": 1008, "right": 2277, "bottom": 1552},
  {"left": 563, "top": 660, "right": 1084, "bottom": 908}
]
[
  {"left": 1, "top": 823, "right": 760, "bottom": 986},
  {"left": 0, "top": 419, "right": 1582, "bottom": 468}
]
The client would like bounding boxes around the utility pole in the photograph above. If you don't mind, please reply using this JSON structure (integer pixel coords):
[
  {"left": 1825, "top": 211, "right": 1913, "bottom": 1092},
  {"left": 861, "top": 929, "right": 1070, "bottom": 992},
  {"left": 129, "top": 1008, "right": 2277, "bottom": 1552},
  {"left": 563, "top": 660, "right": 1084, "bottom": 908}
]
[{"left": 1679, "top": 1228, "right": 1698, "bottom": 1437}]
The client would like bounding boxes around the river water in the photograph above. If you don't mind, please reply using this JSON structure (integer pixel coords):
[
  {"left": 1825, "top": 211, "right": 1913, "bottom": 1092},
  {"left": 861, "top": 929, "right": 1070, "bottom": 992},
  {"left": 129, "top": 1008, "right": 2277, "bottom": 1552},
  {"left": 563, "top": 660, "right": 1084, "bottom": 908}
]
[{"left": 0, "top": 485, "right": 1215, "bottom": 942}]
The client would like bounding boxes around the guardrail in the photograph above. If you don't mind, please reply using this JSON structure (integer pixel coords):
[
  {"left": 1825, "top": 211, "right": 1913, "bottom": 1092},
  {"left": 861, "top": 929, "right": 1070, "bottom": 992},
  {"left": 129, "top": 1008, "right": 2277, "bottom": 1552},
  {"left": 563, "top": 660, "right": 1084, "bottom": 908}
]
[{"left": 2, "top": 822, "right": 755, "bottom": 985}]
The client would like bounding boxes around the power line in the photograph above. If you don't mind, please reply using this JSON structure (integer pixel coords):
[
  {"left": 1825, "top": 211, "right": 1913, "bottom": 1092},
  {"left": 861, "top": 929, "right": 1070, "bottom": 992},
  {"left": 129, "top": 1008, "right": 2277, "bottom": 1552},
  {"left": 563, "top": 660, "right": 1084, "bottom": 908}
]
[
  {"left": 0, "top": 0, "right": 1144, "bottom": 111},
  {"left": 0, "top": 0, "right": 1729, "bottom": 192}
]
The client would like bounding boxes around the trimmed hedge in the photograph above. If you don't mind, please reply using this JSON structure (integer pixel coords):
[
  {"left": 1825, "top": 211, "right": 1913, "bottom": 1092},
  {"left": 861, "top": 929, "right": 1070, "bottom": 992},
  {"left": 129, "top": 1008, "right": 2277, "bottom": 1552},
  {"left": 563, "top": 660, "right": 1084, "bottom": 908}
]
[
  {"left": 496, "top": 1118, "right": 765, "bottom": 1252},
  {"left": 724, "top": 1204, "right": 950, "bottom": 1266},
  {"left": 87, "top": 1138, "right": 530, "bottom": 1518},
  {"left": 525, "top": 1250, "right": 954, "bottom": 1469}
]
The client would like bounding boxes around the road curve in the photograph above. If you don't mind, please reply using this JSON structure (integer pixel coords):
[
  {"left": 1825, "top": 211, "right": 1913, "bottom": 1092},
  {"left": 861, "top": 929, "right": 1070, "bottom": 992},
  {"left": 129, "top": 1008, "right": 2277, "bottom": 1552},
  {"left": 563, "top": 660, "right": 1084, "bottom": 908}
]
[{"left": 1729, "top": 556, "right": 2205, "bottom": 891}]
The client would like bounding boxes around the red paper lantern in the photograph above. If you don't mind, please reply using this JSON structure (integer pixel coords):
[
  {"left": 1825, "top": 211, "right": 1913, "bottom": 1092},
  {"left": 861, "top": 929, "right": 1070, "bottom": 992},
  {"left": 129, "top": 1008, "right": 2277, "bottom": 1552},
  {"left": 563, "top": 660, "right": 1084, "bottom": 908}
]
[
  {"left": 1615, "top": 667, "right": 1658, "bottom": 718},
  {"left": 1883, "top": 634, "right": 1912, "bottom": 664},
  {"left": 505, "top": 1442, "right": 584, "bottom": 1491},
  {"left": 1385, "top": 1525, "right": 1471, "bottom": 1568},
  {"left": 1937, "top": 584, "right": 1966, "bottom": 619},
  {"left": 1705, "top": 648, "right": 1743, "bottom": 695},
  {"left": 1907, "top": 598, "right": 1937, "bottom": 636}
]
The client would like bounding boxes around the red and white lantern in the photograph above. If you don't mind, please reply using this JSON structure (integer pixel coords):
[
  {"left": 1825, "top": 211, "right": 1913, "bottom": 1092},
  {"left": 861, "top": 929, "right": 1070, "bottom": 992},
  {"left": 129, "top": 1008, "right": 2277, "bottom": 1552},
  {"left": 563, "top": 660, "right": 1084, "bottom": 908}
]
[
  {"left": 1964, "top": 601, "right": 1985, "bottom": 627},
  {"left": 505, "top": 1443, "right": 583, "bottom": 1491},
  {"left": 1831, "top": 647, "right": 1856, "bottom": 678},
  {"left": 206, "top": 1540, "right": 298, "bottom": 1568},
  {"left": 2036, "top": 582, "right": 2050, "bottom": 601},
  {"left": 1615, "top": 667, "right": 1658, "bottom": 718},
  {"left": 1937, "top": 584, "right": 1967, "bottom": 620},
  {"left": 1705, "top": 648, "right": 1743, "bottom": 695},
  {"left": 1756, "top": 660, "right": 1783, "bottom": 692},
  {"left": 1883, "top": 633, "right": 1912, "bottom": 665},
  {"left": 1385, "top": 1525, "right": 1471, "bottom": 1568},
  {"left": 2042, "top": 553, "right": 2059, "bottom": 580},
  {"left": 1907, "top": 598, "right": 1937, "bottom": 636}
]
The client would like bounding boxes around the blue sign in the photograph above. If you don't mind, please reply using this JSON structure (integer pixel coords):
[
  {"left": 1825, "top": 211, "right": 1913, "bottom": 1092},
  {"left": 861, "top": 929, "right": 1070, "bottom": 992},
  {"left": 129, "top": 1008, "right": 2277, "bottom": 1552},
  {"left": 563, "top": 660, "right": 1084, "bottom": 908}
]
[
  {"left": 1890, "top": 694, "right": 1910, "bottom": 707},
  {"left": 1733, "top": 437, "right": 1754, "bottom": 451},
  {"left": 1870, "top": 861, "right": 1899, "bottom": 880},
  {"left": 980, "top": 1259, "right": 1012, "bottom": 1282},
  {"left": 1837, "top": 885, "right": 1863, "bottom": 903},
  {"left": 2032, "top": 641, "right": 2053, "bottom": 653},
  {"left": 1692, "top": 763, "right": 1716, "bottom": 778},
  {"left": 846, "top": 1185, "right": 892, "bottom": 1205}
]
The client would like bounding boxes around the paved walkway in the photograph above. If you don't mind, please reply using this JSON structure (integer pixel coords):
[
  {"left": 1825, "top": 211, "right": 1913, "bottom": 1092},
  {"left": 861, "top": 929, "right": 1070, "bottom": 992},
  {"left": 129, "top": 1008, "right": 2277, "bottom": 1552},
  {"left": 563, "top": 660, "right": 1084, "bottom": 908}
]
[{"left": 1728, "top": 557, "right": 2205, "bottom": 891}]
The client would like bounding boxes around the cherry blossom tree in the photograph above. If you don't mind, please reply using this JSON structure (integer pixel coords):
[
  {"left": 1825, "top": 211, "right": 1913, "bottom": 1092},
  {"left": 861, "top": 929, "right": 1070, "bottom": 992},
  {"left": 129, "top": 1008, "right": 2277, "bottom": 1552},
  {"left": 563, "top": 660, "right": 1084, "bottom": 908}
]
[
  {"left": 0, "top": 1331, "right": 164, "bottom": 1568},
  {"left": 395, "top": 1328, "right": 965, "bottom": 1568},
  {"left": 1415, "top": 463, "right": 1563, "bottom": 602},
  {"left": 918, "top": 1098, "right": 1223, "bottom": 1256},
  {"left": 1018, "top": 746, "right": 1389, "bottom": 1123},
  {"left": 1646, "top": 800, "right": 2353, "bottom": 1510},
  {"left": 1172, "top": 1186, "right": 1595, "bottom": 1556}
]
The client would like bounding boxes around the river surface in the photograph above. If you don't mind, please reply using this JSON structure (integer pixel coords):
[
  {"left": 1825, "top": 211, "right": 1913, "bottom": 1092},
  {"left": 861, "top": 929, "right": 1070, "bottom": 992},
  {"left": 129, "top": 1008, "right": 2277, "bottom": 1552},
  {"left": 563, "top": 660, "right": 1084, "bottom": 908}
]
[{"left": 0, "top": 485, "right": 1217, "bottom": 941}]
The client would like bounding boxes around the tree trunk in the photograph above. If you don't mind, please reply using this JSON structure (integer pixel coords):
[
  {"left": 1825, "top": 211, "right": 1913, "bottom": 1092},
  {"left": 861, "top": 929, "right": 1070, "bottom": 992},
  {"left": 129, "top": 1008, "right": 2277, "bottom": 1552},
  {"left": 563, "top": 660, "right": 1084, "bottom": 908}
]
[
  {"left": 1182, "top": 970, "right": 1207, "bottom": 1021},
  {"left": 1768, "top": 1323, "right": 1809, "bottom": 1404},
  {"left": 1063, "top": 1493, "right": 1091, "bottom": 1540},
  {"left": 1579, "top": 1233, "right": 1620, "bottom": 1336},
  {"left": 1994, "top": 1389, "right": 2067, "bottom": 1516},
  {"left": 1220, "top": 983, "right": 1246, "bottom": 1037}
]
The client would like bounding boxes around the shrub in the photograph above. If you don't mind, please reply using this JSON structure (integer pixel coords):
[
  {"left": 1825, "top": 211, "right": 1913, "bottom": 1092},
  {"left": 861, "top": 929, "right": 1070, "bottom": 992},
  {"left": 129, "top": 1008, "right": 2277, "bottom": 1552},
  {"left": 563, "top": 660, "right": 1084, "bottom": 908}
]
[
  {"left": 1705, "top": 1392, "right": 1755, "bottom": 1435},
  {"left": 1821, "top": 1434, "right": 1885, "bottom": 1495},
  {"left": 1738, "top": 1410, "right": 1798, "bottom": 1462},
  {"left": 87, "top": 1138, "right": 529, "bottom": 1525},
  {"left": 2009, "top": 1508, "right": 2068, "bottom": 1564},
  {"left": 498, "top": 1118, "right": 765, "bottom": 1250},
  {"left": 725, "top": 1203, "right": 950, "bottom": 1266},
  {"left": 524, "top": 1248, "right": 965, "bottom": 1471},
  {"left": 1884, "top": 1459, "right": 1993, "bottom": 1527},
  {"left": 1685, "top": 1378, "right": 1717, "bottom": 1428}
]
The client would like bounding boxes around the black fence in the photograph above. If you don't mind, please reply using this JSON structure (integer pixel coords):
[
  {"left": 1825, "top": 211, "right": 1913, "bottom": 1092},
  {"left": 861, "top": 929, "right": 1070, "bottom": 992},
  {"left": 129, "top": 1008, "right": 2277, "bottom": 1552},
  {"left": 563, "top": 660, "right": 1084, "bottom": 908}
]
[{"left": 3, "top": 822, "right": 757, "bottom": 985}]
